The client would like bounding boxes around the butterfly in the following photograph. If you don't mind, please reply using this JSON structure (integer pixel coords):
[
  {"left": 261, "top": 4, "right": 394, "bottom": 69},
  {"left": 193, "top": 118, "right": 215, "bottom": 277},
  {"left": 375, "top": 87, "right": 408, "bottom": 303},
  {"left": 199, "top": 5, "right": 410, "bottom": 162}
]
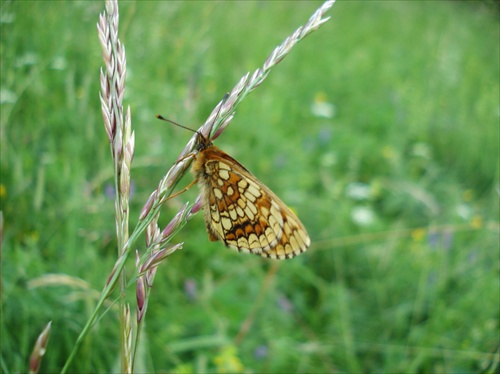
[{"left": 159, "top": 115, "right": 310, "bottom": 259}]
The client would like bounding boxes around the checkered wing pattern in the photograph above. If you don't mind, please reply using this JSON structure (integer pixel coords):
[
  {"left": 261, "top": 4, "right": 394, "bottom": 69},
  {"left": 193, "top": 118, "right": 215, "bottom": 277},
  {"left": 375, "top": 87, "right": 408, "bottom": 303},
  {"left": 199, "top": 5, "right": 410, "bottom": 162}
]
[{"left": 192, "top": 143, "right": 310, "bottom": 259}]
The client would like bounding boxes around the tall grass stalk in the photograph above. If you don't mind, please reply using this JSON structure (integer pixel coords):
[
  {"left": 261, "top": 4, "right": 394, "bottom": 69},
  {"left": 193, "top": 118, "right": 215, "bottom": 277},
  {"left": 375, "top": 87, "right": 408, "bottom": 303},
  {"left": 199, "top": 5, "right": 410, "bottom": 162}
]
[{"left": 61, "top": 0, "right": 335, "bottom": 372}]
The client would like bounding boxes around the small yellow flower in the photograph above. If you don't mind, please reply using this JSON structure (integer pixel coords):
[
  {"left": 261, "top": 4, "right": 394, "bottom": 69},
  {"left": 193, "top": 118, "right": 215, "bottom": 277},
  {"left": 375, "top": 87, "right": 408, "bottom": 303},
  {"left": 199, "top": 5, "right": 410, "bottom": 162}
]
[
  {"left": 0, "top": 183, "right": 6, "bottom": 198},
  {"left": 411, "top": 228, "right": 426, "bottom": 242},
  {"left": 314, "top": 91, "right": 328, "bottom": 103},
  {"left": 470, "top": 215, "right": 483, "bottom": 229},
  {"left": 213, "top": 345, "right": 244, "bottom": 374},
  {"left": 462, "top": 189, "right": 474, "bottom": 202},
  {"left": 382, "top": 146, "right": 395, "bottom": 160}
]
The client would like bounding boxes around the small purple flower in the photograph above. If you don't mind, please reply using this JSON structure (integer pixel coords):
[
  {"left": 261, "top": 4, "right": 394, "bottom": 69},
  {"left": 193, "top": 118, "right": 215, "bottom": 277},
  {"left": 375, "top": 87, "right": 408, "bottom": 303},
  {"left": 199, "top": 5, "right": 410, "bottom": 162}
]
[
  {"left": 277, "top": 294, "right": 293, "bottom": 314},
  {"left": 254, "top": 345, "right": 268, "bottom": 360},
  {"left": 104, "top": 183, "right": 115, "bottom": 199},
  {"left": 427, "top": 230, "right": 439, "bottom": 249},
  {"left": 318, "top": 127, "right": 332, "bottom": 144},
  {"left": 442, "top": 229, "right": 453, "bottom": 250}
]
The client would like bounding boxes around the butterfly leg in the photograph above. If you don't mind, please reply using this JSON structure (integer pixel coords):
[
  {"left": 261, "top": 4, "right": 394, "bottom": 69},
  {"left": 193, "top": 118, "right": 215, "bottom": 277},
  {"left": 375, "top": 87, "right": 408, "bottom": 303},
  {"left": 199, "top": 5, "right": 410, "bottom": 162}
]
[
  {"left": 165, "top": 178, "right": 198, "bottom": 200},
  {"left": 161, "top": 151, "right": 199, "bottom": 202}
]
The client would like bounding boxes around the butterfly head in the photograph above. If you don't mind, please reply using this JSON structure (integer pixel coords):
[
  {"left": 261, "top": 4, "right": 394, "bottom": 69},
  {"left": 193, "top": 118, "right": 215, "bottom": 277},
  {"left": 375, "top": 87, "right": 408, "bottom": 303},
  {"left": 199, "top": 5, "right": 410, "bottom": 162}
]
[{"left": 195, "top": 131, "right": 213, "bottom": 152}]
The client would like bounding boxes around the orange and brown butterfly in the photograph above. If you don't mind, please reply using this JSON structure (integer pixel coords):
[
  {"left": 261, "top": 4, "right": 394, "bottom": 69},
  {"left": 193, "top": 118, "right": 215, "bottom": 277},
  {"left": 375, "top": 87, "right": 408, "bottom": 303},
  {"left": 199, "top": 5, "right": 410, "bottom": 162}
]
[{"left": 158, "top": 115, "right": 310, "bottom": 260}]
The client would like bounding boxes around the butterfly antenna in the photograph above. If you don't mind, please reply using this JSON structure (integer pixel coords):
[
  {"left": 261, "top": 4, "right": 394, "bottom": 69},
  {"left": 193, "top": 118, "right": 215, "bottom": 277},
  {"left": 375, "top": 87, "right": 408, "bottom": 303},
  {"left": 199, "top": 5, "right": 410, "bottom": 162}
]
[
  {"left": 156, "top": 92, "right": 229, "bottom": 135},
  {"left": 155, "top": 114, "right": 198, "bottom": 134}
]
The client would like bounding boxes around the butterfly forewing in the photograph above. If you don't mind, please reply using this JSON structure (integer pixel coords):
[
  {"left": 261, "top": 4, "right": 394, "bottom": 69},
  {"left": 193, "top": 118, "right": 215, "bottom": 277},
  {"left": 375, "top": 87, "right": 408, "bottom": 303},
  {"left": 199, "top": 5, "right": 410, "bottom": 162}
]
[{"left": 192, "top": 141, "right": 310, "bottom": 259}]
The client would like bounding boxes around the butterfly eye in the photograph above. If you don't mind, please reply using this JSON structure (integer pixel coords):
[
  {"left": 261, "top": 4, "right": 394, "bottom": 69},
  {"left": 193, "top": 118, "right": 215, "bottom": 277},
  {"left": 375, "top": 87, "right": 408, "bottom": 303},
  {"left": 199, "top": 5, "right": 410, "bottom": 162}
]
[{"left": 196, "top": 141, "right": 207, "bottom": 152}]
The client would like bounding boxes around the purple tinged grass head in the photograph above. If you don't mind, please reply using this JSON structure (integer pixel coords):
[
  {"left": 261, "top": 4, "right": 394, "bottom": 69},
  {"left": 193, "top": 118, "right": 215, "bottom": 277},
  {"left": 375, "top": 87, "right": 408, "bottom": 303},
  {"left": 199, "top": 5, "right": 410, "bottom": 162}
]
[
  {"left": 146, "top": 219, "right": 160, "bottom": 248},
  {"left": 145, "top": 265, "right": 158, "bottom": 288},
  {"left": 190, "top": 196, "right": 203, "bottom": 215},
  {"left": 98, "top": 3, "right": 128, "bottom": 154},
  {"left": 162, "top": 203, "right": 190, "bottom": 240},
  {"left": 140, "top": 243, "right": 183, "bottom": 276},
  {"left": 29, "top": 321, "right": 52, "bottom": 374},
  {"left": 136, "top": 276, "right": 146, "bottom": 322},
  {"left": 140, "top": 190, "right": 158, "bottom": 220}
]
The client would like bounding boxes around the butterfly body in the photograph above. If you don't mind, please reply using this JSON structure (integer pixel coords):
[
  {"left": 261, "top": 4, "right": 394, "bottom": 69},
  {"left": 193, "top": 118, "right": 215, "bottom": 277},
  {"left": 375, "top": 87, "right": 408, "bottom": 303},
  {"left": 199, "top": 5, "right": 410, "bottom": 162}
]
[{"left": 191, "top": 135, "right": 310, "bottom": 259}]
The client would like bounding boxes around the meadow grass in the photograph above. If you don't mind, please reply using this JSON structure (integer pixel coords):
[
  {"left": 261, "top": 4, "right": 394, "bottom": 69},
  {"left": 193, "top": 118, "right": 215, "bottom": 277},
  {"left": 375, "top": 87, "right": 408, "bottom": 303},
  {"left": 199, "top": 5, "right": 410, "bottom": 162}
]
[{"left": 1, "top": 1, "right": 499, "bottom": 373}]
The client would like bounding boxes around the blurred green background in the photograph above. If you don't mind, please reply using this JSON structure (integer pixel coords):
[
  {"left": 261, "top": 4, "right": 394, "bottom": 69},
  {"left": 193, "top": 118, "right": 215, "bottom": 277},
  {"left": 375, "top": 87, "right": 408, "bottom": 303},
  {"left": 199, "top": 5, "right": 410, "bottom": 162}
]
[{"left": 1, "top": 1, "right": 499, "bottom": 372}]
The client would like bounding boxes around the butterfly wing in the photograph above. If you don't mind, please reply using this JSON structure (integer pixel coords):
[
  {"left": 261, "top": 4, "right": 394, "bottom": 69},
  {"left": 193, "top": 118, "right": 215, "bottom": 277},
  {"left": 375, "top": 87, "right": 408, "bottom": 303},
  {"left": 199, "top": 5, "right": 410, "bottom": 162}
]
[{"left": 194, "top": 145, "right": 310, "bottom": 259}]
